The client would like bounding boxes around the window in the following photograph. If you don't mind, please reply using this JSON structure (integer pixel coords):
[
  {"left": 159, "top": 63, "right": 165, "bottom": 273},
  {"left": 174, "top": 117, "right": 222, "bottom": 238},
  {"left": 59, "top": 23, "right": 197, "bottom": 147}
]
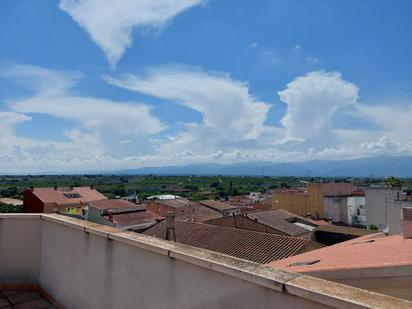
[{"left": 63, "top": 193, "right": 81, "bottom": 199}]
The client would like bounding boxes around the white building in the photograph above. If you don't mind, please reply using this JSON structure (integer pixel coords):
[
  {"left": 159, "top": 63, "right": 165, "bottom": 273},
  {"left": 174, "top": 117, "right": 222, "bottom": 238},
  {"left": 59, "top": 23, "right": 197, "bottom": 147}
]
[
  {"left": 324, "top": 195, "right": 366, "bottom": 227},
  {"left": 365, "top": 187, "right": 412, "bottom": 235}
]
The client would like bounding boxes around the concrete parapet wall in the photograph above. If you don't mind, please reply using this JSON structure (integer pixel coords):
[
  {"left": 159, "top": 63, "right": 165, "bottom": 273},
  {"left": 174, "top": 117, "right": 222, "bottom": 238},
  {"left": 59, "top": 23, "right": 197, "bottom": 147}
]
[{"left": 1, "top": 214, "right": 411, "bottom": 309}]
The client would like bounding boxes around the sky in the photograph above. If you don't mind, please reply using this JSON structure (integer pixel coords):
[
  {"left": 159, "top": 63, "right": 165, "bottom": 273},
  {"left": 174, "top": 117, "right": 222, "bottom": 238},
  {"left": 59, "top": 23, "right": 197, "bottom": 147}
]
[{"left": 0, "top": 0, "right": 411, "bottom": 173}]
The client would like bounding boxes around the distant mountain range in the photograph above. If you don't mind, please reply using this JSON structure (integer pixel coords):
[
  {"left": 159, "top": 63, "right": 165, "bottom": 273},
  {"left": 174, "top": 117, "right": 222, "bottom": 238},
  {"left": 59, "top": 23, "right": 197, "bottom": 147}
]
[{"left": 111, "top": 156, "right": 412, "bottom": 177}]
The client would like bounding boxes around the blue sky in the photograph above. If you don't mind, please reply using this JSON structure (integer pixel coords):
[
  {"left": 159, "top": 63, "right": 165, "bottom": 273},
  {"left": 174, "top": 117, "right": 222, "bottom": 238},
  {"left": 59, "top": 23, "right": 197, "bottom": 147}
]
[{"left": 0, "top": 0, "right": 411, "bottom": 173}]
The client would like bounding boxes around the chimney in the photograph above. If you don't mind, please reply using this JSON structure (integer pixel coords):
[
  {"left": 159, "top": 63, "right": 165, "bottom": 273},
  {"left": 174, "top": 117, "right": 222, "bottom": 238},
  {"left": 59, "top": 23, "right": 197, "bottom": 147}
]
[
  {"left": 401, "top": 207, "right": 412, "bottom": 239},
  {"left": 29, "top": 186, "right": 34, "bottom": 192},
  {"left": 108, "top": 210, "right": 114, "bottom": 222},
  {"left": 165, "top": 211, "right": 176, "bottom": 241},
  {"left": 90, "top": 184, "right": 94, "bottom": 190},
  {"left": 54, "top": 185, "right": 58, "bottom": 191}
]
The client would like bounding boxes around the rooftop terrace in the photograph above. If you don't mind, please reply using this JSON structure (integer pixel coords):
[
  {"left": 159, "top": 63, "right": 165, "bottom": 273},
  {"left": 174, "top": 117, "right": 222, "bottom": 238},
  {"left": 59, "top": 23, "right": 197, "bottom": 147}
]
[{"left": 1, "top": 214, "right": 411, "bottom": 308}]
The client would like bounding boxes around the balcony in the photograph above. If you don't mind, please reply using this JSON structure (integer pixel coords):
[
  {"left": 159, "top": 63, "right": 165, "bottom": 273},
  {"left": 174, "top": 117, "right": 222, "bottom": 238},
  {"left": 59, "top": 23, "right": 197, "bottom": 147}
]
[{"left": 1, "top": 214, "right": 411, "bottom": 308}]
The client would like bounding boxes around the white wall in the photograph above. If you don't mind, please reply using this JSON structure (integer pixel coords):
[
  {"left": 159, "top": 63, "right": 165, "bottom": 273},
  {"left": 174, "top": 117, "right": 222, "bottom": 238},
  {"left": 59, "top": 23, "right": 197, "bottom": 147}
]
[
  {"left": 0, "top": 215, "right": 42, "bottom": 284},
  {"left": 1, "top": 214, "right": 410, "bottom": 309},
  {"left": 324, "top": 197, "right": 348, "bottom": 224},
  {"left": 365, "top": 188, "right": 405, "bottom": 234}
]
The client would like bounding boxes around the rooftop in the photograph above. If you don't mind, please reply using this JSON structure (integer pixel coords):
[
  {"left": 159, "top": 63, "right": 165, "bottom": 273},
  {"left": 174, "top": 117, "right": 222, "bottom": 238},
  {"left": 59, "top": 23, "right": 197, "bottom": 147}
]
[
  {"left": 150, "top": 198, "right": 199, "bottom": 209},
  {"left": 315, "top": 224, "right": 376, "bottom": 237},
  {"left": 270, "top": 233, "right": 412, "bottom": 273},
  {"left": 1, "top": 214, "right": 411, "bottom": 308},
  {"left": 26, "top": 186, "right": 107, "bottom": 206},
  {"left": 198, "top": 199, "right": 238, "bottom": 211},
  {"left": 89, "top": 199, "right": 139, "bottom": 210},
  {"left": 144, "top": 220, "right": 323, "bottom": 264},
  {"left": 196, "top": 205, "right": 223, "bottom": 222},
  {"left": 246, "top": 209, "right": 317, "bottom": 237},
  {"left": 104, "top": 209, "right": 162, "bottom": 228}
]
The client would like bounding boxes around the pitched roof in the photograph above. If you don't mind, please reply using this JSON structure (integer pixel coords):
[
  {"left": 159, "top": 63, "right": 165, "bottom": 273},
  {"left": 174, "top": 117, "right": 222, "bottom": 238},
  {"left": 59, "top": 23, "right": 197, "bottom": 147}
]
[
  {"left": 104, "top": 210, "right": 162, "bottom": 227},
  {"left": 198, "top": 200, "right": 238, "bottom": 211},
  {"left": 89, "top": 199, "right": 139, "bottom": 210},
  {"left": 315, "top": 224, "right": 376, "bottom": 237},
  {"left": 269, "top": 233, "right": 412, "bottom": 273},
  {"left": 28, "top": 187, "right": 107, "bottom": 206},
  {"left": 144, "top": 220, "right": 321, "bottom": 264},
  {"left": 196, "top": 206, "right": 223, "bottom": 222},
  {"left": 245, "top": 209, "right": 316, "bottom": 237}
]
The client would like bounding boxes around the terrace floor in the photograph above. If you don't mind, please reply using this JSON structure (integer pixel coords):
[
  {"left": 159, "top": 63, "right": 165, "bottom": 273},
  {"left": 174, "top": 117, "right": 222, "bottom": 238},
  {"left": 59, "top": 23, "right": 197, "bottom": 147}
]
[{"left": 0, "top": 290, "right": 56, "bottom": 309}]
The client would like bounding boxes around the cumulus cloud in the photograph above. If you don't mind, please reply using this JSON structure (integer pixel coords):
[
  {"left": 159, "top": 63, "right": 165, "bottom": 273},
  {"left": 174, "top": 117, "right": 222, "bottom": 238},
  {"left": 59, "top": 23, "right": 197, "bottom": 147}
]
[
  {"left": 1, "top": 63, "right": 411, "bottom": 173},
  {"left": 59, "top": 0, "right": 204, "bottom": 67},
  {"left": 104, "top": 66, "right": 271, "bottom": 140},
  {"left": 278, "top": 70, "right": 359, "bottom": 142}
]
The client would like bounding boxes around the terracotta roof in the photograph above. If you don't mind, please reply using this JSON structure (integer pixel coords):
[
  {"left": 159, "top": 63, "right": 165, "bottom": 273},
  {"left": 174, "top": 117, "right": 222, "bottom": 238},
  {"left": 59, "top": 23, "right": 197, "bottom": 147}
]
[
  {"left": 144, "top": 220, "right": 321, "bottom": 264},
  {"left": 270, "top": 233, "right": 412, "bottom": 272},
  {"left": 89, "top": 199, "right": 139, "bottom": 210},
  {"left": 315, "top": 224, "right": 376, "bottom": 237},
  {"left": 104, "top": 210, "right": 162, "bottom": 227},
  {"left": 246, "top": 209, "right": 316, "bottom": 237},
  {"left": 198, "top": 200, "right": 238, "bottom": 211},
  {"left": 28, "top": 187, "right": 107, "bottom": 206},
  {"left": 196, "top": 205, "right": 223, "bottom": 222}
]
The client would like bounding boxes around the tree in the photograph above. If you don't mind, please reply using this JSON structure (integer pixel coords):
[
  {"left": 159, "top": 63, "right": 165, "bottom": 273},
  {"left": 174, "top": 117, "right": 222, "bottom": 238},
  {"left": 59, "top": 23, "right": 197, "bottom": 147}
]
[{"left": 385, "top": 177, "right": 403, "bottom": 187}]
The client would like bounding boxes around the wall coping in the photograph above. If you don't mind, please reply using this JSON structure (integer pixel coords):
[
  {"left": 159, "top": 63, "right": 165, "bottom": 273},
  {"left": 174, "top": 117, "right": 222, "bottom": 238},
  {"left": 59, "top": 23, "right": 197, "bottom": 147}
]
[{"left": 1, "top": 213, "right": 411, "bottom": 309}]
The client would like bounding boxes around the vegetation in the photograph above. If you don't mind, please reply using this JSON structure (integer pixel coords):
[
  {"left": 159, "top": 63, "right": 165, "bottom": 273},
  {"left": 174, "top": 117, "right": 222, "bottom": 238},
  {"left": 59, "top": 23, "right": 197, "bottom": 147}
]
[
  {"left": 0, "top": 203, "right": 23, "bottom": 213},
  {"left": 0, "top": 175, "right": 411, "bottom": 201},
  {"left": 368, "top": 224, "right": 378, "bottom": 231}
]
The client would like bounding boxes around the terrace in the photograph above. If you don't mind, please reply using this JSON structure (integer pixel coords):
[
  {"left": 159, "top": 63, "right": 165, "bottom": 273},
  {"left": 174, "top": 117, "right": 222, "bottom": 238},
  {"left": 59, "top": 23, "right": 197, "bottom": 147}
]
[{"left": 1, "top": 214, "right": 411, "bottom": 308}]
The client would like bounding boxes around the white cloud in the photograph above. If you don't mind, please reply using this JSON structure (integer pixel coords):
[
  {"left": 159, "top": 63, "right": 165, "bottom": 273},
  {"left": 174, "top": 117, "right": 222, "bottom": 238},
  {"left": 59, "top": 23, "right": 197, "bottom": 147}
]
[
  {"left": 0, "top": 112, "right": 31, "bottom": 140},
  {"left": 278, "top": 71, "right": 359, "bottom": 143},
  {"left": 1, "top": 63, "right": 412, "bottom": 173},
  {"left": 249, "top": 42, "right": 258, "bottom": 48},
  {"left": 306, "top": 56, "right": 320, "bottom": 64},
  {"left": 104, "top": 65, "right": 271, "bottom": 140},
  {"left": 293, "top": 44, "right": 301, "bottom": 51},
  {"left": 355, "top": 103, "right": 412, "bottom": 142},
  {"left": 11, "top": 96, "right": 165, "bottom": 137},
  {"left": 3, "top": 64, "right": 165, "bottom": 138},
  {"left": 0, "top": 64, "right": 166, "bottom": 167},
  {"left": 59, "top": 0, "right": 204, "bottom": 67}
]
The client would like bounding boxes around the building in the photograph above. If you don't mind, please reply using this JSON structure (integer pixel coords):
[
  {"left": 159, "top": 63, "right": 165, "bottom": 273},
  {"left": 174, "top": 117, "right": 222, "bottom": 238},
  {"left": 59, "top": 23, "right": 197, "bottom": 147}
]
[
  {"left": 23, "top": 186, "right": 107, "bottom": 214},
  {"left": 324, "top": 195, "right": 366, "bottom": 227},
  {"left": 270, "top": 225, "right": 412, "bottom": 301},
  {"left": 197, "top": 199, "right": 240, "bottom": 216},
  {"left": 365, "top": 187, "right": 412, "bottom": 234},
  {"left": 272, "top": 183, "right": 324, "bottom": 218},
  {"left": 147, "top": 197, "right": 221, "bottom": 222},
  {"left": 314, "top": 224, "right": 377, "bottom": 246},
  {"left": 272, "top": 182, "right": 354, "bottom": 220},
  {"left": 87, "top": 199, "right": 162, "bottom": 232},
  {"left": 1, "top": 213, "right": 411, "bottom": 308},
  {"left": 144, "top": 219, "right": 323, "bottom": 264},
  {"left": 205, "top": 209, "right": 318, "bottom": 239}
]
